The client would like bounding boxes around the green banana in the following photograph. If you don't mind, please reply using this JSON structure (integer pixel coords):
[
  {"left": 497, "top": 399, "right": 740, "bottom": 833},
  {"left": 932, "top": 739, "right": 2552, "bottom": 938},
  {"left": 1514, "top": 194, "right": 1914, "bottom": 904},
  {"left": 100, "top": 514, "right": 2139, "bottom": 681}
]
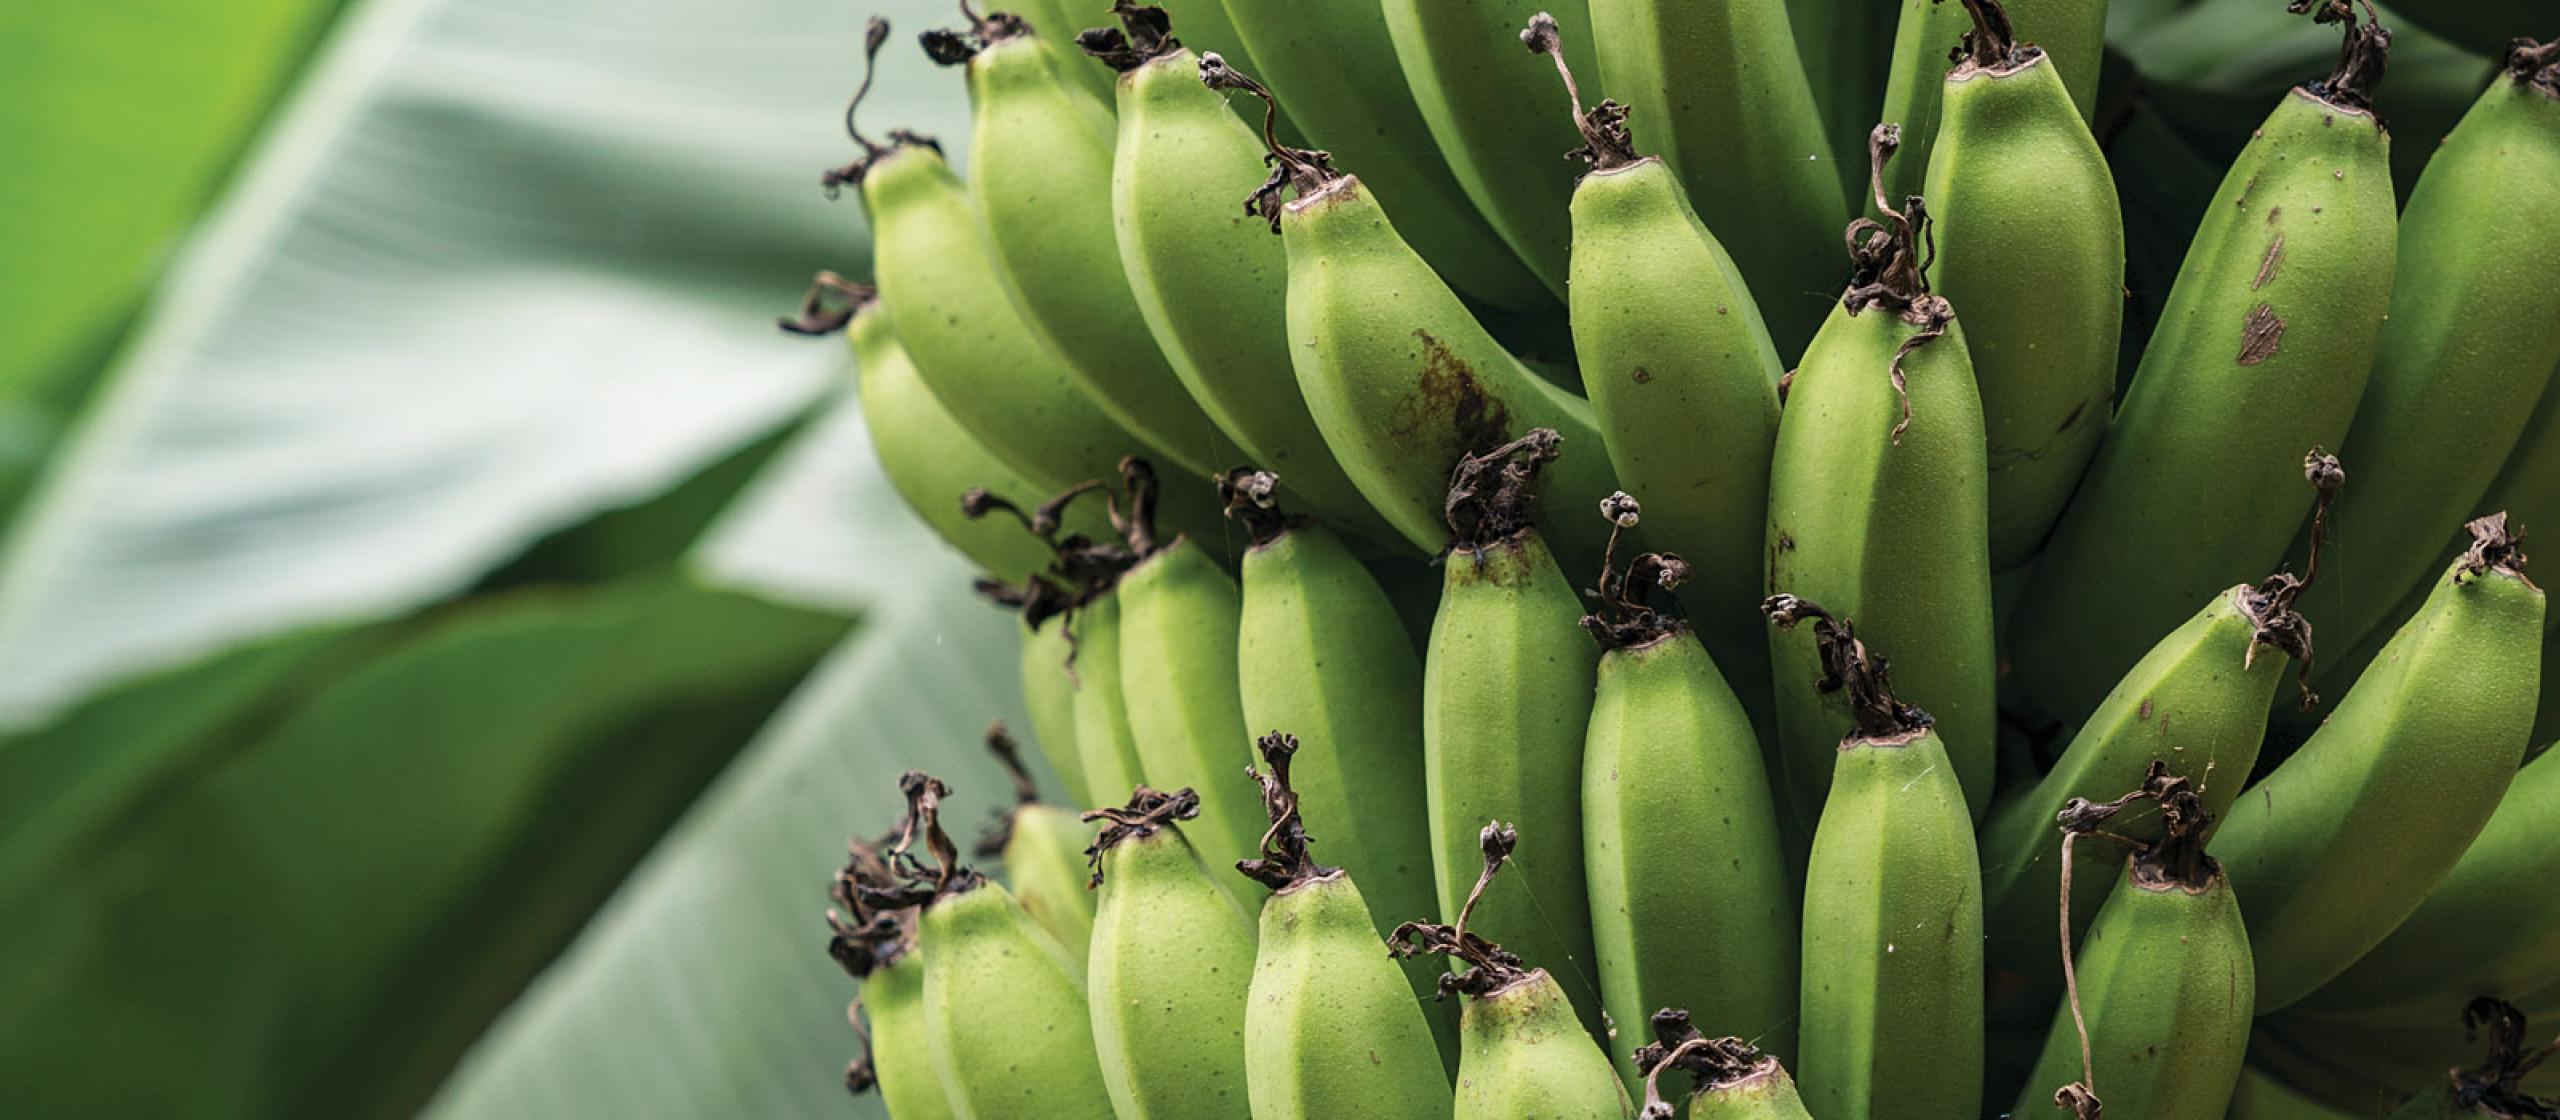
[
  {"left": 1015, "top": 605, "right": 1091, "bottom": 807},
  {"left": 1920, "top": 0, "right": 2123, "bottom": 569},
  {"left": 1979, "top": 461, "right": 2331, "bottom": 997},
  {"left": 2293, "top": 744, "right": 2560, "bottom": 1029},
  {"left": 887, "top": 773, "right": 1119, "bottom": 1119},
  {"left": 2216, "top": 515, "right": 2547, "bottom": 1014},
  {"left": 1768, "top": 596, "right": 1984, "bottom": 1119},
  {"left": 1376, "top": 0, "right": 1591, "bottom": 298},
  {"left": 1576, "top": 496, "right": 1796, "bottom": 1076},
  {"left": 1580, "top": 0, "right": 1848, "bottom": 353},
  {"left": 2391, "top": 1, "right": 2560, "bottom": 58},
  {"left": 829, "top": 835, "right": 957, "bottom": 1120},
  {"left": 1530, "top": 21, "right": 1785, "bottom": 715},
  {"left": 1416, "top": 432, "right": 1604, "bottom": 1026},
  {"left": 2012, "top": 766, "right": 2255, "bottom": 1120},
  {"left": 1069, "top": 588, "right": 1150, "bottom": 808},
  {"left": 2006, "top": 8, "right": 2400, "bottom": 724},
  {"left": 1087, "top": 11, "right": 1396, "bottom": 543},
  {"left": 1791, "top": 0, "right": 1902, "bottom": 200},
  {"left": 1110, "top": 460, "right": 1270, "bottom": 879},
  {"left": 926, "top": 9, "right": 1238, "bottom": 480},
  {"left": 1764, "top": 125, "right": 1996, "bottom": 825},
  {"left": 1223, "top": 474, "right": 1440, "bottom": 976},
  {"left": 1209, "top": 60, "right": 1617, "bottom": 569},
  {"left": 2476, "top": 359, "right": 2560, "bottom": 639},
  {"left": 2381, "top": 999, "right": 2560, "bottom": 1120},
  {"left": 1234, "top": 732, "right": 1455, "bottom": 1120},
  {"left": 2228, "top": 1065, "right": 2364, "bottom": 1120},
  {"left": 2283, "top": 42, "right": 2560, "bottom": 663},
  {"left": 1632, "top": 1010, "right": 1817, "bottom": 1119},
  {"left": 1387, "top": 822, "right": 1632, "bottom": 1118},
  {"left": 1080, "top": 785, "right": 1256, "bottom": 1120},
  {"left": 1003, "top": 0, "right": 1122, "bottom": 105},
  {"left": 1875, "top": 0, "right": 2107, "bottom": 202},
  {"left": 978, "top": 725, "right": 1100, "bottom": 959},
  {"left": 1211, "top": 0, "right": 1551, "bottom": 311}
]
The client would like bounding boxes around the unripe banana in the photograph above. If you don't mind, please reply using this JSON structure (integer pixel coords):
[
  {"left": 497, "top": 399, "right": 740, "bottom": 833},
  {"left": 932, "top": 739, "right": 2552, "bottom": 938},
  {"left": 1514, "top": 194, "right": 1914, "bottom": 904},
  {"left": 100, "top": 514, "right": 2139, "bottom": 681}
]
[
  {"left": 1088, "top": 12, "right": 1397, "bottom": 543},
  {"left": 1529, "top": 22, "right": 1784, "bottom": 716},
  {"left": 1002, "top": 0, "right": 1122, "bottom": 105},
  {"left": 1223, "top": 474, "right": 1441, "bottom": 989},
  {"left": 1388, "top": 823, "right": 1632, "bottom": 1119},
  {"left": 1768, "top": 596, "right": 1984, "bottom": 1119},
  {"left": 1632, "top": 1010, "right": 1817, "bottom": 1120},
  {"left": 1069, "top": 589, "right": 1150, "bottom": 809},
  {"left": 1919, "top": 0, "right": 2123, "bottom": 569},
  {"left": 1209, "top": 61, "right": 1616, "bottom": 569},
  {"left": 2284, "top": 41, "right": 2560, "bottom": 663},
  {"left": 1765, "top": 125, "right": 1996, "bottom": 825},
  {"left": 1015, "top": 607, "right": 1091, "bottom": 807},
  {"left": 2253, "top": 988, "right": 2560, "bottom": 1116},
  {"left": 926, "top": 9, "right": 1238, "bottom": 480},
  {"left": 1234, "top": 732, "right": 1455, "bottom": 1120},
  {"left": 2007, "top": 9, "right": 2399, "bottom": 724},
  {"left": 1109, "top": 460, "right": 1271, "bottom": 880},
  {"left": 1377, "top": 0, "right": 1592, "bottom": 298},
  {"left": 1416, "top": 433, "right": 1604, "bottom": 1026},
  {"left": 2293, "top": 744, "right": 2560, "bottom": 1029},
  {"left": 829, "top": 836, "right": 956, "bottom": 1120},
  {"left": 1080, "top": 785, "right": 1256, "bottom": 1120},
  {"left": 1211, "top": 0, "right": 1550, "bottom": 311},
  {"left": 2228, "top": 1065, "right": 2364, "bottom": 1120},
  {"left": 1790, "top": 0, "right": 1901, "bottom": 198},
  {"left": 2379, "top": 999, "right": 2560, "bottom": 1120},
  {"left": 1579, "top": 0, "right": 1848, "bottom": 352},
  {"left": 2216, "top": 515, "right": 2547, "bottom": 1014},
  {"left": 2012, "top": 766, "right": 2255, "bottom": 1120},
  {"left": 1576, "top": 496, "right": 1795, "bottom": 1076},
  {"left": 978, "top": 725, "right": 1099, "bottom": 959},
  {"left": 1876, "top": 0, "right": 2106, "bottom": 201}
]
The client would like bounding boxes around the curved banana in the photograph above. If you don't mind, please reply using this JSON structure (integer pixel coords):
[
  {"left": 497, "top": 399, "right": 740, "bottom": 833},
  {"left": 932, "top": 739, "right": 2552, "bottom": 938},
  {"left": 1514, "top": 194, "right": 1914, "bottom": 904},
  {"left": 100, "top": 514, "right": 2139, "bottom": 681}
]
[
  {"left": 1014, "top": 606, "right": 1091, "bottom": 807},
  {"left": 927, "top": 10, "right": 1238, "bottom": 480},
  {"left": 1765, "top": 125, "right": 1996, "bottom": 825},
  {"left": 1921, "top": 0, "right": 2121, "bottom": 569},
  {"left": 1576, "top": 497, "right": 1796, "bottom": 1076},
  {"left": 1769, "top": 596, "right": 1984, "bottom": 1119},
  {"left": 828, "top": 837, "right": 956, "bottom": 1120},
  {"left": 1416, "top": 433, "right": 1604, "bottom": 1026},
  {"left": 2216, "top": 516, "right": 2547, "bottom": 1014},
  {"left": 1632, "top": 1010, "right": 1817, "bottom": 1119},
  {"left": 1876, "top": 0, "right": 2106, "bottom": 201},
  {"left": 1211, "top": 0, "right": 1549, "bottom": 311},
  {"left": 2006, "top": 8, "right": 2399, "bottom": 724},
  {"left": 1388, "top": 823, "right": 1631, "bottom": 1118},
  {"left": 1223, "top": 475, "right": 1440, "bottom": 981},
  {"left": 1209, "top": 61, "right": 1616, "bottom": 569},
  {"left": 1530, "top": 23, "right": 1784, "bottom": 716},
  {"left": 1071, "top": 590, "right": 1150, "bottom": 810},
  {"left": 1790, "top": 0, "right": 1901, "bottom": 199},
  {"left": 1092, "top": 13, "right": 1396, "bottom": 542},
  {"left": 2280, "top": 41, "right": 2560, "bottom": 662},
  {"left": 2293, "top": 743, "right": 2560, "bottom": 1028},
  {"left": 1234, "top": 732, "right": 1455, "bottom": 1119},
  {"left": 1002, "top": 0, "right": 1122, "bottom": 104},
  {"left": 1376, "top": 0, "right": 1592, "bottom": 298},
  {"left": 1580, "top": 0, "right": 1847, "bottom": 352},
  {"left": 1081, "top": 786, "right": 1257, "bottom": 1120},
  {"left": 2227, "top": 1065, "right": 2363, "bottom": 1120},
  {"left": 980, "top": 725, "right": 1100, "bottom": 959},
  {"left": 2012, "top": 767, "right": 2255, "bottom": 1120}
]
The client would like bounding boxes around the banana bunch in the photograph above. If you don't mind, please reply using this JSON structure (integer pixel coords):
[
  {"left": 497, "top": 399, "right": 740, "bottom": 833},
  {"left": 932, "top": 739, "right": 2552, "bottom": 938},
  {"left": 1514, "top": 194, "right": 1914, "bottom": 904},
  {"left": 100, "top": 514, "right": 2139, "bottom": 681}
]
[{"left": 796, "top": 2, "right": 2560, "bottom": 1116}]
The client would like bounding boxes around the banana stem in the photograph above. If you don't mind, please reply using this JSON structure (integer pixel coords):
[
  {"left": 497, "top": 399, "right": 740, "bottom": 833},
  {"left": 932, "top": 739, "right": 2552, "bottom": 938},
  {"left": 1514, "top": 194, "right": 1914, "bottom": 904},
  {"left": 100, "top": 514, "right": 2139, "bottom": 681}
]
[{"left": 1521, "top": 12, "right": 1635, "bottom": 172}]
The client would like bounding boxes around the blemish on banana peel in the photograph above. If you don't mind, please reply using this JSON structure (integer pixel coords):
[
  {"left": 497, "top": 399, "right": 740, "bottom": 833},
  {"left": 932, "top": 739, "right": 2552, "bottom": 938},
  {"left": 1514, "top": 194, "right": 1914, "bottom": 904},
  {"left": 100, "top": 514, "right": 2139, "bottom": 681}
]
[
  {"left": 2238, "top": 304, "right": 2285, "bottom": 366},
  {"left": 1396, "top": 330, "right": 1513, "bottom": 455},
  {"left": 2253, "top": 236, "right": 2286, "bottom": 292}
]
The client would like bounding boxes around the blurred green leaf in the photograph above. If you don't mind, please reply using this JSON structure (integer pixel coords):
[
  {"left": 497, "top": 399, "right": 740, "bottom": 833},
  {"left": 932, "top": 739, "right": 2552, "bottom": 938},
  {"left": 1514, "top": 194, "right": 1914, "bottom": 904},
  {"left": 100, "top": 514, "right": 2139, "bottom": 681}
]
[{"left": 0, "top": 577, "right": 853, "bottom": 1118}]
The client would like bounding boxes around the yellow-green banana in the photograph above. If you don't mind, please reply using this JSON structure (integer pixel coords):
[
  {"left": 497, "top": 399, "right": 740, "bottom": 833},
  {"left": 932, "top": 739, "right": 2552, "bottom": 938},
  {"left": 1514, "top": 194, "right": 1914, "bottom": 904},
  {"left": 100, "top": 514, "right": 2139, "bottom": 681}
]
[
  {"left": 1003, "top": 0, "right": 1122, "bottom": 105},
  {"left": 1632, "top": 1010, "right": 1817, "bottom": 1119},
  {"left": 1531, "top": 20, "right": 1785, "bottom": 718},
  {"left": 1089, "top": 10, "right": 1396, "bottom": 543},
  {"left": 1416, "top": 432, "right": 1604, "bottom": 1027},
  {"left": 2281, "top": 41, "right": 2560, "bottom": 663},
  {"left": 2216, "top": 516, "right": 2547, "bottom": 1014},
  {"left": 1209, "top": 60, "right": 1617, "bottom": 569},
  {"left": 1080, "top": 785, "right": 1256, "bottom": 1120},
  {"left": 1014, "top": 603, "right": 1091, "bottom": 807},
  {"left": 2007, "top": 8, "right": 2399, "bottom": 724},
  {"left": 1387, "top": 823, "right": 1632, "bottom": 1118},
  {"left": 2380, "top": 999, "right": 2560, "bottom": 1120},
  {"left": 1577, "top": 496, "right": 1795, "bottom": 1077},
  {"left": 1580, "top": 0, "right": 1848, "bottom": 352},
  {"left": 925, "top": 9, "right": 1238, "bottom": 479},
  {"left": 1769, "top": 595, "right": 1984, "bottom": 1119},
  {"left": 1377, "top": 0, "right": 1591, "bottom": 298},
  {"left": 2013, "top": 766, "right": 2255, "bottom": 1119},
  {"left": 1765, "top": 125, "right": 1996, "bottom": 826},
  {"left": 1920, "top": 0, "right": 2122, "bottom": 569},
  {"left": 829, "top": 836, "right": 956, "bottom": 1120},
  {"left": 1210, "top": 0, "right": 1550, "bottom": 311},
  {"left": 1876, "top": 0, "right": 2106, "bottom": 202},
  {"left": 2293, "top": 744, "right": 2560, "bottom": 1029},
  {"left": 1234, "top": 732, "right": 1455, "bottom": 1120},
  {"left": 978, "top": 724, "right": 1099, "bottom": 959}
]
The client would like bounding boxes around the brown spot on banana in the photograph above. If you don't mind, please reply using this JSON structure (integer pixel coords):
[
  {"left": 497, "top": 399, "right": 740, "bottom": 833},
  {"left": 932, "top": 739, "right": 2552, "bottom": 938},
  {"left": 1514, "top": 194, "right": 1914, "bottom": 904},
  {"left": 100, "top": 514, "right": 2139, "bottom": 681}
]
[
  {"left": 2238, "top": 305, "right": 2285, "bottom": 366},
  {"left": 2254, "top": 236, "right": 2286, "bottom": 292}
]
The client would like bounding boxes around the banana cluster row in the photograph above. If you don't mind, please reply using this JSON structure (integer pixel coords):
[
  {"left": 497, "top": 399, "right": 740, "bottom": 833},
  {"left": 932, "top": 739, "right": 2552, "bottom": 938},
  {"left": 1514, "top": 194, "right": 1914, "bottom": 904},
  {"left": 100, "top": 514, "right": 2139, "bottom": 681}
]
[{"left": 787, "top": 1, "right": 2560, "bottom": 1117}]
